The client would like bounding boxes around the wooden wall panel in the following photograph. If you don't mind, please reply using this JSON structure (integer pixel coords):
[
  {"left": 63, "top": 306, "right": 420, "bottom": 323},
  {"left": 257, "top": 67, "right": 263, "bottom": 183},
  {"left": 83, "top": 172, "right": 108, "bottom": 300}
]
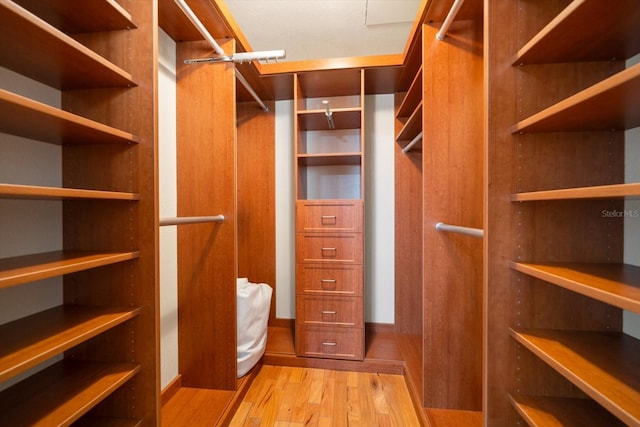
[
  {"left": 421, "top": 21, "right": 483, "bottom": 410},
  {"left": 236, "top": 100, "right": 276, "bottom": 323},
  {"left": 394, "top": 18, "right": 425, "bottom": 406},
  {"left": 484, "top": 1, "right": 521, "bottom": 422},
  {"left": 176, "top": 39, "right": 237, "bottom": 390}
]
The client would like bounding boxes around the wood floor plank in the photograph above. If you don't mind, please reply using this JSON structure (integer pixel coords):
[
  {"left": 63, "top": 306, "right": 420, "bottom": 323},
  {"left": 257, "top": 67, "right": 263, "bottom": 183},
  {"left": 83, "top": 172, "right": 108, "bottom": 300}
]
[
  {"left": 371, "top": 373, "right": 391, "bottom": 415},
  {"left": 385, "top": 373, "right": 422, "bottom": 426},
  {"left": 228, "top": 401, "right": 251, "bottom": 427},
  {"left": 225, "top": 365, "right": 423, "bottom": 427},
  {"left": 332, "top": 371, "right": 349, "bottom": 427},
  {"left": 247, "top": 378, "right": 275, "bottom": 420},
  {"left": 260, "top": 386, "right": 281, "bottom": 426},
  {"left": 347, "top": 380, "right": 362, "bottom": 425},
  {"left": 309, "top": 368, "right": 324, "bottom": 405},
  {"left": 319, "top": 371, "right": 335, "bottom": 418},
  {"left": 357, "top": 372, "right": 377, "bottom": 425}
]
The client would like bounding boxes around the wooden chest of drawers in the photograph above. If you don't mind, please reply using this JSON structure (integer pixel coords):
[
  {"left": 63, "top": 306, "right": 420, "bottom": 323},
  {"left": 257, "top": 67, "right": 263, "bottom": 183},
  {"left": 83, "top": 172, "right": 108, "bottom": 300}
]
[{"left": 295, "top": 200, "right": 364, "bottom": 360}]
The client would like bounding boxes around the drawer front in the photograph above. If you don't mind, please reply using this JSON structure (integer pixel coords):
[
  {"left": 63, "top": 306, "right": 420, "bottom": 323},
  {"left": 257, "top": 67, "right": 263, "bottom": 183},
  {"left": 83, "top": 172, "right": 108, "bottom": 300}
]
[
  {"left": 296, "top": 264, "right": 363, "bottom": 295},
  {"left": 296, "top": 233, "right": 362, "bottom": 264},
  {"left": 296, "top": 295, "right": 363, "bottom": 327},
  {"left": 296, "top": 200, "right": 363, "bottom": 233},
  {"left": 296, "top": 325, "right": 364, "bottom": 360}
]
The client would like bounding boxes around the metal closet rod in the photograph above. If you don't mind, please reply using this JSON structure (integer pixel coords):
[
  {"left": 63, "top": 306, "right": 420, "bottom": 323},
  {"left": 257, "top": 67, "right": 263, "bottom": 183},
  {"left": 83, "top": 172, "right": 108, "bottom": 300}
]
[
  {"left": 402, "top": 131, "right": 423, "bottom": 153},
  {"left": 174, "top": 0, "right": 270, "bottom": 111},
  {"left": 435, "top": 222, "right": 483, "bottom": 238},
  {"left": 236, "top": 70, "right": 268, "bottom": 111},
  {"left": 160, "top": 215, "right": 225, "bottom": 226},
  {"left": 436, "top": 0, "right": 465, "bottom": 41}
]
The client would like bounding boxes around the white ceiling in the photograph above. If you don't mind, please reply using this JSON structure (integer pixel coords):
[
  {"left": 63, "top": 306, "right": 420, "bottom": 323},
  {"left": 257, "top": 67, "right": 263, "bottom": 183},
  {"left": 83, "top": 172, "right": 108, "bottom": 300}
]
[{"left": 224, "top": 0, "right": 422, "bottom": 62}]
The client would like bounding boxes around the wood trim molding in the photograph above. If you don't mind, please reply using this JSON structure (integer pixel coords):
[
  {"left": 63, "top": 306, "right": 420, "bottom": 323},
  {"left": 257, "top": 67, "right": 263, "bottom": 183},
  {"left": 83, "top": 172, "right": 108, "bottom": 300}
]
[{"left": 161, "top": 374, "right": 182, "bottom": 406}]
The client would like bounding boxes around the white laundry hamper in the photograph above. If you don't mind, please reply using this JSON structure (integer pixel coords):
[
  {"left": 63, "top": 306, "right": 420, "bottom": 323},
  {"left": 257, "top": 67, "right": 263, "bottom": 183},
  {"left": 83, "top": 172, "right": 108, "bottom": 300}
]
[{"left": 236, "top": 278, "right": 272, "bottom": 377}]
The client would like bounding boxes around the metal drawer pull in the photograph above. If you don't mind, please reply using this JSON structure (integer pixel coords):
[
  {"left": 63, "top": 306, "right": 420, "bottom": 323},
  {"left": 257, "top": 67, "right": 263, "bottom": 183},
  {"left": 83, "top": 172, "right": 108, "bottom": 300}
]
[
  {"left": 321, "top": 279, "right": 336, "bottom": 283},
  {"left": 322, "top": 310, "right": 337, "bottom": 314},
  {"left": 322, "top": 341, "right": 337, "bottom": 346},
  {"left": 321, "top": 247, "right": 336, "bottom": 251},
  {"left": 321, "top": 215, "right": 337, "bottom": 219}
]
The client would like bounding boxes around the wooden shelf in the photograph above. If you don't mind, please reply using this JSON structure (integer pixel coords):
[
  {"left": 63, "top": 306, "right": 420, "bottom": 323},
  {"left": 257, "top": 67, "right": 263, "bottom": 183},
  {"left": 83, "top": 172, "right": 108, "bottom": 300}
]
[
  {"left": 0, "top": 250, "right": 140, "bottom": 289},
  {"left": 297, "top": 69, "right": 363, "bottom": 98},
  {"left": 0, "top": 360, "right": 140, "bottom": 426},
  {"left": 511, "top": 182, "right": 640, "bottom": 201},
  {"left": 396, "top": 67, "right": 423, "bottom": 119},
  {"left": 396, "top": 101, "right": 423, "bottom": 143},
  {"left": 297, "top": 153, "right": 362, "bottom": 167},
  {"left": 0, "top": 184, "right": 139, "bottom": 201},
  {"left": 515, "top": 0, "right": 640, "bottom": 65},
  {"left": 511, "top": 262, "right": 640, "bottom": 314},
  {"left": 297, "top": 109, "right": 362, "bottom": 131},
  {"left": 74, "top": 417, "right": 142, "bottom": 427},
  {"left": 511, "top": 329, "right": 640, "bottom": 426},
  {"left": 0, "top": 89, "right": 139, "bottom": 145},
  {"left": 512, "top": 63, "right": 640, "bottom": 133},
  {"left": 0, "top": 1, "right": 135, "bottom": 90},
  {"left": 0, "top": 305, "right": 140, "bottom": 383},
  {"left": 510, "top": 394, "right": 626, "bottom": 426},
  {"left": 12, "top": 0, "right": 136, "bottom": 34}
]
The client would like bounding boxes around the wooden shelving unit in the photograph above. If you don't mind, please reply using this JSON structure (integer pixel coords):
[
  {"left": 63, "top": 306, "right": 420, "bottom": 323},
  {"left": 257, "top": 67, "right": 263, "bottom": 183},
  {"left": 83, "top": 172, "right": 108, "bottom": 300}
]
[
  {"left": 511, "top": 183, "right": 640, "bottom": 201},
  {"left": 514, "top": 0, "right": 640, "bottom": 65},
  {"left": 397, "top": 67, "right": 423, "bottom": 119},
  {"left": 485, "top": 0, "right": 640, "bottom": 425},
  {"left": 511, "top": 329, "right": 640, "bottom": 426},
  {"left": 10, "top": 0, "right": 136, "bottom": 34},
  {"left": 396, "top": 102, "right": 423, "bottom": 149},
  {"left": 0, "top": 0, "right": 158, "bottom": 424},
  {"left": 511, "top": 262, "right": 640, "bottom": 313},
  {"left": 0, "top": 1, "right": 135, "bottom": 89},
  {"left": 393, "top": 19, "right": 425, "bottom": 413},
  {"left": 395, "top": 60, "right": 423, "bottom": 153},
  {"left": 0, "top": 360, "right": 140, "bottom": 426},
  {"left": 297, "top": 108, "right": 361, "bottom": 131},
  {"left": 0, "top": 250, "right": 139, "bottom": 289},
  {"left": 0, "top": 90, "right": 139, "bottom": 145},
  {"left": 512, "top": 63, "right": 640, "bottom": 133},
  {"left": 509, "top": 394, "right": 626, "bottom": 426},
  {"left": 0, "top": 305, "right": 140, "bottom": 381},
  {"left": 297, "top": 153, "right": 362, "bottom": 167},
  {"left": 294, "top": 68, "right": 365, "bottom": 201},
  {"left": 0, "top": 184, "right": 139, "bottom": 200},
  {"left": 394, "top": 1, "right": 484, "bottom": 414},
  {"left": 294, "top": 68, "right": 365, "bottom": 361}
]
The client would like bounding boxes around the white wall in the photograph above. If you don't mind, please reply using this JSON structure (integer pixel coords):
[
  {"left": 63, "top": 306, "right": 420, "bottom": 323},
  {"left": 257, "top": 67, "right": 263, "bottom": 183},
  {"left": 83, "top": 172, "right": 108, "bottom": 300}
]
[
  {"left": 364, "top": 94, "right": 395, "bottom": 324},
  {"left": 624, "top": 54, "right": 640, "bottom": 339},
  {"left": 158, "top": 29, "right": 179, "bottom": 390},
  {"left": 275, "top": 100, "right": 296, "bottom": 318},
  {"left": 274, "top": 94, "right": 396, "bottom": 323},
  {"left": 624, "top": 126, "right": 640, "bottom": 338},
  {"left": 0, "top": 67, "right": 63, "bottom": 390}
]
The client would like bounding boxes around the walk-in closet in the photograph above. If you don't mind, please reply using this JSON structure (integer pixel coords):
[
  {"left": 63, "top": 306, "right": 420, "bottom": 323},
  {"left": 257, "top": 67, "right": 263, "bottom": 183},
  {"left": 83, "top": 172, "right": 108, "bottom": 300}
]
[{"left": 1, "top": 0, "right": 638, "bottom": 426}]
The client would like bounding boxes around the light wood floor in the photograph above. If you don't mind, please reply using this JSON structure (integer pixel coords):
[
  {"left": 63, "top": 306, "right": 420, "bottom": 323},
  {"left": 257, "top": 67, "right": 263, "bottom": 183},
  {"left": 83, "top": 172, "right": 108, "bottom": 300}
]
[{"left": 228, "top": 365, "right": 421, "bottom": 426}]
